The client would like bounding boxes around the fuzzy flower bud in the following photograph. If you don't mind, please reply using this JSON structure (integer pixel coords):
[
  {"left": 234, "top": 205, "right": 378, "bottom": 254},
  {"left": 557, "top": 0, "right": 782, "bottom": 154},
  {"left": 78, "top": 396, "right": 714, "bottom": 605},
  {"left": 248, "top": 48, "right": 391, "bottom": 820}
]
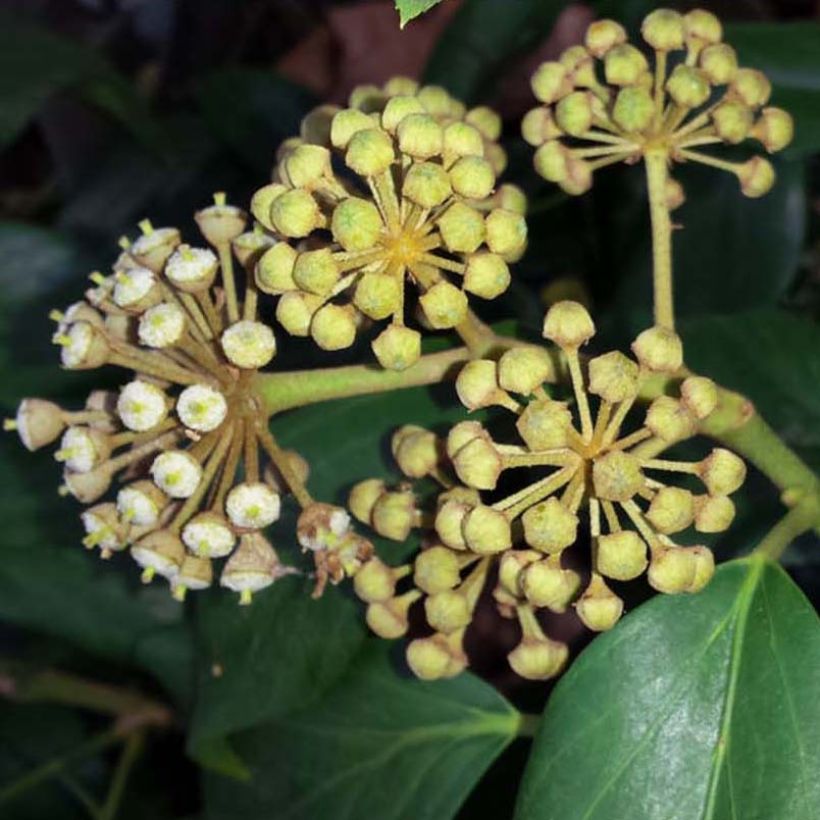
[
  {"left": 700, "top": 43, "right": 738, "bottom": 85},
  {"left": 738, "top": 156, "right": 775, "bottom": 198},
  {"left": 371, "top": 325, "right": 421, "bottom": 371},
  {"left": 522, "top": 560, "right": 581, "bottom": 612},
  {"left": 354, "top": 557, "right": 398, "bottom": 603},
  {"left": 271, "top": 189, "right": 322, "bottom": 238},
  {"left": 311, "top": 304, "right": 357, "bottom": 351},
  {"left": 588, "top": 351, "right": 640, "bottom": 403},
  {"left": 371, "top": 490, "right": 415, "bottom": 541},
  {"left": 613, "top": 86, "right": 654, "bottom": 132},
  {"left": 592, "top": 451, "right": 644, "bottom": 502},
  {"left": 530, "top": 62, "right": 572, "bottom": 104},
  {"left": 419, "top": 281, "right": 468, "bottom": 329},
  {"left": 699, "top": 448, "right": 746, "bottom": 495},
  {"left": 485, "top": 209, "right": 527, "bottom": 257},
  {"left": 256, "top": 243, "right": 297, "bottom": 295},
  {"left": 645, "top": 396, "right": 697, "bottom": 442},
  {"left": 752, "top": 107, "right": 794, "bottom": 153},
  {"left": 392, "top": 426, "right": 439, "bottom": 479},
  {"left": 648, "top": 546, "right": 697, "bottom": 594},
  {"left": 455, "top": 359, "right": 502, "bottom": 410},
  {"left": 631, "top": 326, "right": 683, "bottom": 372},
  {"left": 575, "top": 574, "right": 623, "bottom": 631},
  {"left": 331, "top": 197, "right": 383, "bottom": 251},
  {"left": 414, "top": 546, "right": 461, "bottom": 594},
  {"left": 463, "top": 505, "right": 511, "bottom": 554},
  {"left": 523, "top": 497, "right": 579, "bottom": 554},
  {"left": 366, "top": 594, "right": 416, "bottom": 639},
  {"left": 605, "top": 44, "right": 649, "bottom": 86},
  {"left": 596, "top": 531, "right": 647, "bottom": 581},
  {"left": 641, "top": 9, "right": 685, "bottom": 51},
  {"left": 348, "top": 478, "right": 386, "bottom": 525},
  {"left": 666, "top": 65, "right": 710, "bottom": 108},
  {"left": 425, "top": 590, "right": 471, "bottom": 633},
  {"left": 555, "top": 91, "right": 594, "bottom": 137},
  {"left": 585, "top": 19, "right": 627, "bottom": 58},
  {"left": 694, "top": 494, "right": 736, "bottom": 533},
  {"left": 516, "top": 400, "right": 573, "bottom": 451},
  {"left": 463, "top": 253, "right": 510, "bottom": 299},
  {"left": 508, "top": 636, "right": 568, "bottom": 681},
  {"left": 542, "top": 300, "right": 595, "bottom": 348},
  {"left": 646, "top": 486, "right": 695, "bottom": 534},
  {"left": 497, "top": 346, "right": 552, "bottom": 396}
]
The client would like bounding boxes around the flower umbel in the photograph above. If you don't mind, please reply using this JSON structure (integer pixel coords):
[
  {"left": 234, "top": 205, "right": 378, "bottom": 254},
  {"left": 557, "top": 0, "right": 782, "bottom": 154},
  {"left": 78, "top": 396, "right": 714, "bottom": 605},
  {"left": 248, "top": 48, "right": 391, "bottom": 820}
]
[
  {"left": 251, "top": 77, "right": 528, "bottom": 370},
  {"left": 348, "top": 301, "right": 746, "bottom": 680}
]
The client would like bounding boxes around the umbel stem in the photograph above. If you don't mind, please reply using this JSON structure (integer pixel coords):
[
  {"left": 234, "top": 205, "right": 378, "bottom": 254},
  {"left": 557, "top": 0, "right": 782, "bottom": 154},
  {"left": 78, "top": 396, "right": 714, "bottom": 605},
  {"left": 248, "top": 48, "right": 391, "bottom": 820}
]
[{"left": 644, "top": 148, "right": 675, "bottom": 330}]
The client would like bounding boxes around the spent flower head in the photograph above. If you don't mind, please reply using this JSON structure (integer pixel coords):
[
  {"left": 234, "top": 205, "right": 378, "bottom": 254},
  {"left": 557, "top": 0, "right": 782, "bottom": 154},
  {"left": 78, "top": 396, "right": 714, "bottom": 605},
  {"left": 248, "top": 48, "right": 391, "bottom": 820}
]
[{"left": 250, "top": 76, "right": 527, "bottom": 370}]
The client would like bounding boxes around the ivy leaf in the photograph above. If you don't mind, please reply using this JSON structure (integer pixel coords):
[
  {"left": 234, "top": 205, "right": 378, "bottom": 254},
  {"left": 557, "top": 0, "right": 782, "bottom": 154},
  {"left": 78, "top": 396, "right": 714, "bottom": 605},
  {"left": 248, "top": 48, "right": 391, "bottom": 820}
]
[
  {"left": 395, "top": 0, "right": 446, "bottom": 28},
  {"left": 515, "top": 558, "right": 820, "bottom": 820},
  {"left": 203, "top": 642, "right": 520, "bottom": 820}
]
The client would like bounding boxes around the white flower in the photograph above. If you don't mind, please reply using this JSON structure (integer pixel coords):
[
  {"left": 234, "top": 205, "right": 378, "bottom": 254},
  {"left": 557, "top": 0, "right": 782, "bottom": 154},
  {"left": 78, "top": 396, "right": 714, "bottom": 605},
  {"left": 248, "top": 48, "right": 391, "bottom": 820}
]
[
  {"left": 117, "top": 380, "right": 168, "bottom": 432},
  {"left": 176, "top": 384, "right": 227, "bottom": 432}
]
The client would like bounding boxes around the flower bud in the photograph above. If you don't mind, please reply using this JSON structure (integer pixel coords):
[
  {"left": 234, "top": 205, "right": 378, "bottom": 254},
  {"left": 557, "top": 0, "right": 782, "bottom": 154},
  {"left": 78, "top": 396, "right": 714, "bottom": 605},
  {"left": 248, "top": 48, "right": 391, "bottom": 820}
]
[
  {"left": 446, "top": 421, "right": 485, "bottom": 459},
  {"left": 392, "top": 426, "right": 438, "bottom": 478},
  {"left": 151, "top": 451, "right": 202, "bottom": 499},
  {"left": 310, "top": 304, "right": 357, "bottom": 351},
  {"left": 497, "top": 347, "right": 552, "bottom": 396},
  {"left": 132, "top": 529, "right": 185, "bottom": 583},
  {"left": 331, "top": 197, "right": 383, "bottom": 251},
  {"left": 575, "top": 574, "right": 623, "bottom": 631},
  {"left": 542, "top": 300, "right": 595, "bottom": 348},
  {"left": 605, "top": 44, "right": 649, "bottom": 86},
  {"left": 281, "top": 145, "right": 332, "bottom": 189},
  {"left": 425, "top": 590, "right": 471, "bottom": 633},
  {"left": 437, "top": 203, "right": 485, "bottom": 254},
  {"left": 293, "top": 248, "right": 339, "bottom": 296},
  {"left": 330, "top": 108, "right": 375, "bottom": 149},
  {"left": 348, "top": 478, "right": 385, "bottom": 525},
  {"left": 350, "top": 272, "right": 399, "bottom": 320},
  {"left": 10, "top": 398, "right": 66, "bottom": 450},
  {"left": 463, "top": 253, "right": 510, "bottom": 299},
  {"left": 648, "top": 545, "right": 697, "bottom": 594},
  {"left": 464, "top": 105, "right": 501, "bottom": 140},
  {"left": 533, "top": 140, "right": 569, "bottom": 183},
  {"left": 522, "top": 560, "right": 581, "bottom": 612},
  {"left": 530, "top": 61, "right": 572, "bottom": 104},
  {"left": 380, "top": 95, "right": 425, "bottom": 133},
  {"left": 752, "top": 107, "right": 794, "bottom": 153},
  {"left": 647, "top": 486, "right": 695, "bottom": 534},
  {"left": 250, "top": 184, "right": 286, "bottom": 232},
  {"left": 737, "top": 156, "right": 775, "bottom": 198},
  {"left": 221, "top": 320, "right": 277, "bottom": 368},
  {"left": 270, "top": 189, "right": 321, "bottom": 238},
  {"left": 498, "top": 550, "right": 539, "bottom": 595},
  {"left": 645, "top": 396, "right": 697, "bottom": 442},
  {"left": 516, "top": 400, "right": 573, "bottom": 450},
  {"left": 731, "top": 68, "right": 771, "bottom": 108},
  {"left": 300, "top": 103, "right": 338, "bottom": 146},
  {"left": 463, "top": 505, "right": 512, "bottom": 554},
  {"left": 592, "top": 451, "right": 644, "bottom": 502},
  {"left": 631, "top": 326, "right": 683, "bottom": 372},
  {"left": 419, "top": 281, "right": 468, "bottom": 330},
  {"left": 406, "top": 635, "right": 458, "bottom": 680},
  {"left": 195, "top": 195, "right": 247, "bottom": 245},
  {"left": 452, "top": 436, "right": 503, "bottom": 490},
  {"left": 414, "top": 545, "right": 461, "bottom": 594},
  {"left": 508, "top": 636, "right": 568, "bottom": 680},
  {"left": 684, "top": 9, "right": 722, "bottom": 45},
  {"left": 687, "top": 545, "right": 715, "bottom": 592},
  {"left": 485, "top": 209, "right": 527, "bottom": 257},
  {"left": 612, "top": 86, "right": 654, "bottom": 132},
  {"left": 596, "top": 531, "right": 647, "bottom": 581},
  {"left": 523, "top": 497, "right": 579, "bottom": 554},
  {"left": 521, "top": 107, "right": 562, "bottom": 147},
  {"left": 256, "top": 242, "right": 297, "bottom": 295},
  {"left": 276, "top": 292, "right": 323, "bottom": 337},
  {"left": 455, "top": 359, "right": 500, "bottom": 410},
  {"left": 418, "top": 84, "right": 456, "bottom": 116},
  {"left": 680, "top": 376, "right": 718, "bottom": 419},
  {"left": 371, "top": 490, "right": 415, "bottom": 541},
  {"left": 182, "top": 511, "right": 236, "bottom": 558},
  {"left": 345, "top": 128, "right": 395, "bottom": 176},
  {"left": 700, "top": 43, "right": 738, "bottom": 85},
  {"left": 402, "top": 161, "right": 452, "bottom": 208},
  {"left": 642, "top": 9, "right": 685, "bottom": 51},
  {"left": 176, "top": 384, "right": 227, "bottom": 433},
  {"left": 711, "top": 101, "right": 753, "bottom": 144},
  {"left": 449, "top": 156, "right": 495, "bottom": 199},
  {"left": 366, "top": 593, "right": 416, "bottom": 639},
  {"left": 699, "top": 448, "right": 746, "bottom": 495},
  {"left": 371, "top": 324, "right": 421, "bottom": 371},
  {"left": 434, "top": 488, "right": 479, "bottom": 550},
  {"left": 666, "top": 65, "right": 710, "bottom": 108},
  {"left": 585, "top": 19, "right": 627, "bottom": 58},
  {"left": 226, "top": 482, "right": 281, "bottom": 529},
  {"left": 694, "top": 494, "right": 735, "bottom": 533},
  {"left": 442, "top": 122, "right": 484, "bottom": 159},
  {"left": 354, "top": 557, "right": 397, "bottom": 603},
  {"left": 555, "top": 91, "right": 593, "bottom": 137},
  {"left": 588, "top": 351, "right": 640, "bottom": 403}
]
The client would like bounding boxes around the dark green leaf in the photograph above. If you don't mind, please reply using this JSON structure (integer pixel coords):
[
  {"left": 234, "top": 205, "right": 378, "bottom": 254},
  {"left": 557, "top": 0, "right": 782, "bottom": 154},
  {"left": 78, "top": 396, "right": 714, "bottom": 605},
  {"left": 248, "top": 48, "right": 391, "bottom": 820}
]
[
  {"left": 203, "top": 642, "right": 520, "bottom": 820},
  {"left": 516, "top": 558, "right": 820, "bottom": 820},
  {"left": 396, "top": 0, "right": 446, "bottom": 28}
]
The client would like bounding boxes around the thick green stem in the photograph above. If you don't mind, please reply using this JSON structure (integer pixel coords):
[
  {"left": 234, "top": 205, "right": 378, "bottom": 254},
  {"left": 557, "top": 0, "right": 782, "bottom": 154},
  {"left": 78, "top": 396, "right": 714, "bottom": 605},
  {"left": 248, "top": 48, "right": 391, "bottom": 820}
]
[
  {"left": 644, "top": 148, "right": 675, "bottom": 330},
  {"left": 754, "top": 496, "right": 820, "bottom": 562}
]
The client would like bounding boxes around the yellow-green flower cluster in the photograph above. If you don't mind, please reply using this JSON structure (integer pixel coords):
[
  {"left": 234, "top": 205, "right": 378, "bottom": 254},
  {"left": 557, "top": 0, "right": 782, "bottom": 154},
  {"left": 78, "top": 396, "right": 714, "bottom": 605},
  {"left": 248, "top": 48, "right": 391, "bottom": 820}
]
[
  {"left": 348, "top": 301, "right": 746, "bottom": 681},
  {"left": 249, "top": 76, "right": 528, "bottom": 370},
  {"left": 523, "top": 8, "right": 793, "bottom": 198}
]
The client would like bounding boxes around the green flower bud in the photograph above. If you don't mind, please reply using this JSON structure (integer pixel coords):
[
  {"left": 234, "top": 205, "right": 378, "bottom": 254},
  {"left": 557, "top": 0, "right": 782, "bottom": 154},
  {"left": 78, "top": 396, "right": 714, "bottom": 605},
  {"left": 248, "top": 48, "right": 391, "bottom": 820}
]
[
  {"left": 555, "top": 91, "right": 594, "bottom": 137},
  {"left": 402, "top": 161, "right": 452, "bottom": 208},
  {"left": 700, "top": 43, "right": 738, "bottom": 84},
  {"left": 425, "top": 590, "right": 471, "bottom": 633},
  {"left": 455, "top": 359, "right": 500, "bottom": 410},
  {"left": 392, "top": 425, "right": 438, "bottom": 478},
  {"left": 592, "top": 450, "right": 645, "bottom": 502},
  {"left": 397, "top": 113, "right": 444, "bottom": 159},
  {"left": 731, "top": 68, "right": 771, "bottom": 108},
  {"left": 234, "top": 229, "right": 273, "bottom": 270},
  {"left": 255, "top": 242, "right": 297, "bottom": 294},
  {"left": 349, "top": 83, "right": 384, "bottom": 112},
  {"left": 250, "top": 183, "right": 286, "bottom": 231},
  {"left": 666, "top": 65, "right": 711, "bottom": 108},
  {"left": 498, "top": 550, "right": 539, "bottom": 595},
  {"left": 516, "top": 400, "right": 573, "bottom": 450},
  {"left": 435, "top": 499, "right": 472, "bottom": 550},
  {"left": 497, "top": 346, "right": 552, "bottom": 395},
  {"left": 330, "top": 108, "right": 375, "bottom": 149},
  {"left": 466, "top": 105, "right": 502, "bottom": 140},
  {"left": 381, "top": 95, "right": 425, "bottom": 132},
  {"left": 521, "top": 107, "right": 562, "bottom": 147},
  {"left": 300, "top": 103, "right": 338, "bottom": 146},
  {"left": 384, "top": 76, "right": 419, "bottom": 96},
  {"left": 560, "top": 156, "right": 593, "bottom": 196},
  {"left": 687, "top": 545, "right": 715, "bottom": 592},
  {"left": 699, "top": 448, "right": 746, "bottom": 495},
  {"left": 531, "top": 61, "right": 572, "bottom": 104},
  {"left": 420, "top": 281, "right": 468, "bottom": 329},
  {"left": 542, "top": 299, "right": 595, "bottom": 348},
  {"left": 523, "top": 497, "right": 579, "bottom": 554},
  {"left": 648, "top": 546, "right": 697, "bottom": 594},
  {"left": 354, "top": 557, "right": 397, "bottom": 602},
  {"left": 449, "top": 156, "right": 495, "bottom": 199},
  {"left": 508, "top": 636, "right": 568, "bottom": 680},
  {"left": 415, "top": 545, "right": 461, "bottom": 594},
  {"left": 437, "top": 202, "right": 485, "bottom": 253},
  {"left": 645, "top": 396, "right": 697, "bottom": 442},
  {"left": 451, "top": 435, "right": 503, "bottom": 490},
  {"left": 348, "top": 478, "right": 386, "bottom": 524},
  {"left": 487, "top": 141, "right": 508, "bottom": 176},
  {"left": 534, "top": 140, "right": 569, "bottom": 183},
  {"left": 446, "top": 421, "right": 485, "bottom": 459},
  {"left": 270, "top": 189, "right": 321, "bottom": 238},
  {"left": 276, "top": 291, "right": 323, "bottom": 337},
  {"left": 522, "top": 560, "right": 581, "bottom": 612},
  {"left": 331, "top": 197, "right": 382, "bottom": 251},
  {"left": 712, "top": 100, "right": 754, "bottom": 144},
  {"left": 497, "top": 184, "right": 527, "bottom": 215},
  {"left": 418, "top": 84, "right": 454, "bottom": 116},
  {"left": 463, "top": 505, "right": 512, "bottom": 554},
  {"left": 371, "top": 490, "right": 416, "bottom": 541},
  {"left": 737, "top": 156, "right": 775, "bottom": 198},
  {"left": 283, "top": 144, "right": 331, "bottom": 188},
  {"left": 345, "top": 128, "right": 395, "bottom": 176},
  {"left": 371, "top": 324, "right": 421, "bottom": 371},
  {"left": 612, "top": 86, "right": 654, "bottom": 132},
  {"left": 647, "top": 486, "right": 695, "bottom": 534},
  {"left": 575, "top": 574, "right": 624, "bottom": 631},
  {"left": 310, "top": 304, "right": 357, "bottom": 351},
  {"left": 406, "top": 635, "right": 457, "bottom": 680},
  {"left": 293, "top": 248, "right": 339, "bottom": 296},
  {"left": 561, "top": 45, "right": 596, "bottom": 87},
  {"left": 605, "top": 44, "right": 650, "bottom": 86},
  {"left": 684, "top": 9, "right": 722, "bottom": 46},
  {"left": 631, "top": 326, "right": 683, "bottom": 372},
  {"left": 694, "top": 494, "right": 736, "bottom": 533},
  {"left": 752, "top": 107, "right": 794, "bottom": 153},
  {"left": 463, "top": 253, "right": 510, "bottom": 299},
  {"left": 680, "top": 376, "right": 718, "bottom": 420},
  {"left": 443, "top": 122, "right": 484, "bottom": 159},
  {"left": 588, "top": 350, "right": 640, "bottom": 403},
  {"left": 485, "top": 208, "right": 527, "bottom": 257},
  {"left": 366, "top": 593, "right": 416, "bottom": 639},
  {"left": 642, "top": 9, "right": 685, "bottom": 51},
  {"left": 596, "top": 531, "right": 647, "bottom": 581},
  {"left": 352, "top": 273, "right": 400, "bottom": 320},
  {"left": 585, "top": 19, "right": 627, "bottom": 58}
]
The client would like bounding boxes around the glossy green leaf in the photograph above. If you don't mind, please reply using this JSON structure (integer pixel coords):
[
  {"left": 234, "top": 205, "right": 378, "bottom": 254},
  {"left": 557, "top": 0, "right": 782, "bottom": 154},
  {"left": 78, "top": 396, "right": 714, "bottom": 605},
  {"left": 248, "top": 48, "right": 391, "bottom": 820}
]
[
  {"left": 396, "top": 0, "right": 445, "bottom": 28},
  {"left": 516, "top": 558, "right": 820, "bottom": 820},
  {"left": 203, "top": 642, "right": 520, "bottom": 820},
  {"left": 681, "top": 308, "right": 820, "bottom": 470}
]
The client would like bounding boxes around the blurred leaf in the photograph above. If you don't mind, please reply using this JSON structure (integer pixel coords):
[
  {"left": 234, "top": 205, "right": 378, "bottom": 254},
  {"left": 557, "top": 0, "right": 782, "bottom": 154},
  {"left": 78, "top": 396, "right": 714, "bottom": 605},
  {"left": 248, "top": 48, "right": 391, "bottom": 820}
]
[
  {"left": 424, "top": 0, "right": 567, "bottom": 102},
  {"left": 203, "top": 642, "right": 519, "bottom": 820},
  {"left": 516, "top": 558, "right": 820, "bottom": 820},
  {"left": 0, "top": 14, "right": 164, "bottom": 152},
  {"left": 681, "top": 308, "right": 820, "bottom": 470},
  {"left": 726, "top": 23, "right": 820, "bottom": 155},
  {"left": 396, "top": 0, "right": 446, "bottom": 28}
]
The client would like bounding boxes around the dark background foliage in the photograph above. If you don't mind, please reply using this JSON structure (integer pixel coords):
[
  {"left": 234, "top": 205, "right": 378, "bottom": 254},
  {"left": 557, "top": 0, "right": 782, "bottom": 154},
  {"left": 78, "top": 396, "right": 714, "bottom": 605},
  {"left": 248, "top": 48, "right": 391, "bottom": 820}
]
[{"left": 0, "top": 1, "right": 818, "bottom": 818}]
